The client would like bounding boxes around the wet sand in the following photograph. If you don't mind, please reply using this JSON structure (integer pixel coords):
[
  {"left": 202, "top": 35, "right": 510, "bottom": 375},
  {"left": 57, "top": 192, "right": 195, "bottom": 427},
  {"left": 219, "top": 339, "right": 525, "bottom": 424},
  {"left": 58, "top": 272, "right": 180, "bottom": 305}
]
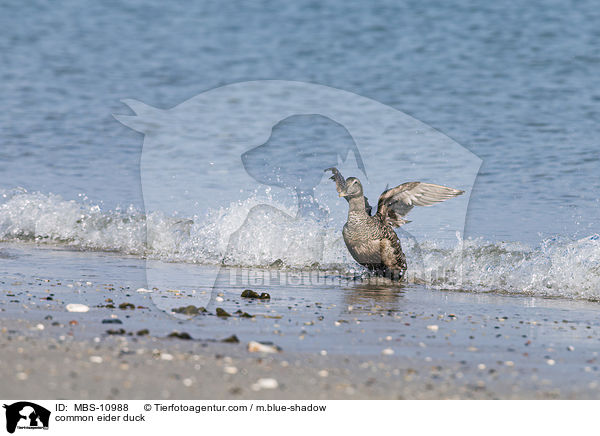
[
  {"left": 2, "top": 243, "right": 600, "bottom": 399},
  {"left": 1, "top": 317, "right": 599, "bottom": 400}
]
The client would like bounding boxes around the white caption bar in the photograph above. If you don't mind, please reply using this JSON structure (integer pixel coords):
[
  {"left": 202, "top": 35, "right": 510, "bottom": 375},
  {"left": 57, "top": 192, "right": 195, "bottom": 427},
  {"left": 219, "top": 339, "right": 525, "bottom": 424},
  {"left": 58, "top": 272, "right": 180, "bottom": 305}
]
[{"left": 0, "top": 400, "right": 595, "bottom": 436}]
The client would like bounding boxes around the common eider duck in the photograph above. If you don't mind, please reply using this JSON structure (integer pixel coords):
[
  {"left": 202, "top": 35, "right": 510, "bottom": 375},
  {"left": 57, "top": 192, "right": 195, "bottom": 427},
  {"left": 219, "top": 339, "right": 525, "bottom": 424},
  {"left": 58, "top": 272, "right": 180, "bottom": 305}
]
[{"left": 326, "top": 167, "right": 464, "bottom": 280}]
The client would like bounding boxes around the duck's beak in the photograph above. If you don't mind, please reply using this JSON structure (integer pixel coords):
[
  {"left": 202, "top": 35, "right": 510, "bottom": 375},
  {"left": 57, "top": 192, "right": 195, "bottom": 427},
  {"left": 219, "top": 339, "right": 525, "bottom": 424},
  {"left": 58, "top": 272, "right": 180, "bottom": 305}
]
[{"left": 339, "top": 189, "right": 348, "bottom": 198}]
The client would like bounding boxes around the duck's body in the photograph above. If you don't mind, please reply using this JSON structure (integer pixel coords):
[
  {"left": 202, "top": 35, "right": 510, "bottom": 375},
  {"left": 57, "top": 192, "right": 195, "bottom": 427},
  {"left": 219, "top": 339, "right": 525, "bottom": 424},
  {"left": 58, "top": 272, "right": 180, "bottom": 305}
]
[
  {"left": 342, "top": 195, "right": 407, "bottom": 277},
  {"left": 326, "top": 168, "right": 463, "bottom": 280}
]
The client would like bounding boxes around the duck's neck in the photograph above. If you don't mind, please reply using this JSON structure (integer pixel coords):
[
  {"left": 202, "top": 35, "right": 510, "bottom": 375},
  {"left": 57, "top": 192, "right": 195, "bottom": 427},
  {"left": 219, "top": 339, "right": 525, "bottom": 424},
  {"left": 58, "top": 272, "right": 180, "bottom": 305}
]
[{"left": 347, "top": 195, "right": 367, "bottom": 216}]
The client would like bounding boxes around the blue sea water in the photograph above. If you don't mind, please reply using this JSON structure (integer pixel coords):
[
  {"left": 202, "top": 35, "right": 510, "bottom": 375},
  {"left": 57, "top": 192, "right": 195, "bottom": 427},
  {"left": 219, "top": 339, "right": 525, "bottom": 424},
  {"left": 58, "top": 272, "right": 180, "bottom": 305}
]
[{"left": 1, "top": 0, "right": 600, "bottom": 299}]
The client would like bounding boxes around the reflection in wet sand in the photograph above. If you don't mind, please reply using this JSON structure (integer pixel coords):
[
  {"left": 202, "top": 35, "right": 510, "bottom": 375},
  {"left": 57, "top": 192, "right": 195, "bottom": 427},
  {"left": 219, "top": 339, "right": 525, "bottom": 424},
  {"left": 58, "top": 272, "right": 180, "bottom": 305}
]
[{"left": 341, "top": 282, "right": 406, "bottom": 315}]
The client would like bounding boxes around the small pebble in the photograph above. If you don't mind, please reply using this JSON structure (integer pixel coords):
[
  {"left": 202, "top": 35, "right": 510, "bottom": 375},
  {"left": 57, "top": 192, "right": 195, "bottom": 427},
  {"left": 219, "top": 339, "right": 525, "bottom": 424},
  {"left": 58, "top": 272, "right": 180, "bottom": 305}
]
[
  {"left": 161, "top": 353, "right": 174, "bottom": 361},
  {"left": 248, "top": 341, "right": 280, "bottom": 353},
  {"left": 66, "top": 303, "right": 89, "bottom": 313},
  {"left": 216, "top": 308, "right": 231, "bottom": 317},
  {"left": 318, "top": 370, "right": 329, "bottom": 378},
  {"left": 89, "top": 356, "right": 103, "bottom": 364},
  {"left": 427, "top": 325, "right": 439, "bottom": 332},
  {"left": 240, "top": 290, "right": 270, "bottom": 299},
  {"left": 251, "top": 378, "right": 278, "bottom": 391},
  {"left": 224, "top": 366, "right": 238, "bottom": 375},
  {"left": 382, "top": 348, "right": 394, "bottom": 356}
]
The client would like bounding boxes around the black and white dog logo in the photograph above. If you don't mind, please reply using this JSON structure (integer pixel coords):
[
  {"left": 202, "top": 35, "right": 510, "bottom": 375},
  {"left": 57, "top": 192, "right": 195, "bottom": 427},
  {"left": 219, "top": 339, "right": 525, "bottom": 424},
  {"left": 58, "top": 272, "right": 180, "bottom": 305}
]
[{"left": 3, "top": 402, "right": 50, "bottom": 434}]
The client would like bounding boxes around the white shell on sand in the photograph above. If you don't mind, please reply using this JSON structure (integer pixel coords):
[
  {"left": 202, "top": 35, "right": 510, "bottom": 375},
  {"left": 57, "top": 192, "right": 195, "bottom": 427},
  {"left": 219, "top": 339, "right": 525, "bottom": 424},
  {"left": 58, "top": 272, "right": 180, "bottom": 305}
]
[
  {"left": 224, "top": 366, "right": 238, "bottom": 375},
  {"left": 66, "top": 303, "right": 90, "bottom": 313},
  {"left": 251, "top": 378, "right": 279, "bottom": 391},
  {"left": 247, "top": 341, "right": 280, "bottom": 353}
]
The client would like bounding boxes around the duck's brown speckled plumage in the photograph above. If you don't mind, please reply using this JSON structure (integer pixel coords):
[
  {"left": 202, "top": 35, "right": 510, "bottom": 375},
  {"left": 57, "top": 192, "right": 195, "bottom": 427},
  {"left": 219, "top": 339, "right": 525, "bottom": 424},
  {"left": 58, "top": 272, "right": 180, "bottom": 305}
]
[
  {"left": 326, "top": 167, "right": 464, "bottom": 280},
  {"left": 341, "top": 193, "right": 407, "bottom": 279}
]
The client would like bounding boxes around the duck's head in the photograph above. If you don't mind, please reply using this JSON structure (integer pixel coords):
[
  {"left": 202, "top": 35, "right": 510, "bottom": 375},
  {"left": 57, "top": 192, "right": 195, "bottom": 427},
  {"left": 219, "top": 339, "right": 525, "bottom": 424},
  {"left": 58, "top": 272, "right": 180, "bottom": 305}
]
[{"left": 340, "top": 177, "right": 363, "bottom": 198}]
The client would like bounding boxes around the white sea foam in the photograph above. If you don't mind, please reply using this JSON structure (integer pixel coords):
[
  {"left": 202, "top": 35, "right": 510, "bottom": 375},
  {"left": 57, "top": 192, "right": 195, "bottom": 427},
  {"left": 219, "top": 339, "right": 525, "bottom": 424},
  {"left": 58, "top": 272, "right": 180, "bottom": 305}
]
[
  {"left": 406, "top": 234, "right": 600, "bottom": 301},
  {"left": 0, "top": 188, "right": 349, "bottom": 267},
  {"left": 1, "top": 189, "right": 599, "bottom": 300}
]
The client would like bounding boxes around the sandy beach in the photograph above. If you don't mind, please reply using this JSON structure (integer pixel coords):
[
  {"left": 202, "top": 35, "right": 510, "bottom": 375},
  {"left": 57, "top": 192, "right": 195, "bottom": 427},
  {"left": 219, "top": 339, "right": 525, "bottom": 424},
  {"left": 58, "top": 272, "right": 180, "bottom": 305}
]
[
  {"left": 2, "top": 313, "right": 599, "bottom": 400},
  {"left": 2, "top": 244, "right": 600, "bottom": 400}
]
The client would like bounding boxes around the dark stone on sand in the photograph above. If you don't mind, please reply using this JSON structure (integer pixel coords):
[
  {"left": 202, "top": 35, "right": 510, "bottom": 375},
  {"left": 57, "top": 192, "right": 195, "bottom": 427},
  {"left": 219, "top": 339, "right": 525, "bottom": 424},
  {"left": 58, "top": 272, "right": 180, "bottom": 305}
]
[
  {"left": 234, "top": 310, "right": 253, "bottom": 318},
  {"left": 241, "top": 290, "right": 271, "bottom": 300},
  {"left": 136, "top": 329, "right": 149, "bottom": 336},
  {"left": 106, "top": 328, "right": 126, "bottom": 335},
  {"left": 216, "top": 308, "right": 231, "bottom": 317},
  {"left": 222, "top": 334, "right": 240, "bottom": 343},
  {"left": 168, "top": 331, "right": 192, "bottom": 340},
  {"left": 102, "top": 319, "right": 123, "bottom": 324},
  {"left": 172, "top": 305, "right": 207, "bottom": 316},
  {"left": 118, "top": 302, "right": 135, "bottom": 310}
]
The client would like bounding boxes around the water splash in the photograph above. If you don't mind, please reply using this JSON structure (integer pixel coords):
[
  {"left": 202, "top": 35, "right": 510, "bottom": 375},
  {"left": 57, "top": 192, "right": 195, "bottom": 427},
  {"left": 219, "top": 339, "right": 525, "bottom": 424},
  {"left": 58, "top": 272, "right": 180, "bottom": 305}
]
[
  {"left": 2, "top": 189, "right": 599, "bottom": 300},
  {"left": 408, "top": 234, "right": 600, "bottom": 301}
]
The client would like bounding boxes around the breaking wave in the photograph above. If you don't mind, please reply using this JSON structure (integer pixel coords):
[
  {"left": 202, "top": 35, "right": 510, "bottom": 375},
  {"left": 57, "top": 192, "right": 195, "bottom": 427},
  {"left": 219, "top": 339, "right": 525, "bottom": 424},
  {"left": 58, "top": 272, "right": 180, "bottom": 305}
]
[{"left": 1, "top": 188, "right": 599, "bottom": 300}]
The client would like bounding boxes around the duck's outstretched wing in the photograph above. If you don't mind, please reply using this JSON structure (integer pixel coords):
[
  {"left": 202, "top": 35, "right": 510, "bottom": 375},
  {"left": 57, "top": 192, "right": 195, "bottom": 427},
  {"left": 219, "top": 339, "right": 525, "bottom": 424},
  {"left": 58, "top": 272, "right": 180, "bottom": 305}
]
[
  {"left": 325, "top": 167, "right": 373, "bottom": 216},
  {"left": 376, "top": 182, "right": 464, "bottom": 227}
]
